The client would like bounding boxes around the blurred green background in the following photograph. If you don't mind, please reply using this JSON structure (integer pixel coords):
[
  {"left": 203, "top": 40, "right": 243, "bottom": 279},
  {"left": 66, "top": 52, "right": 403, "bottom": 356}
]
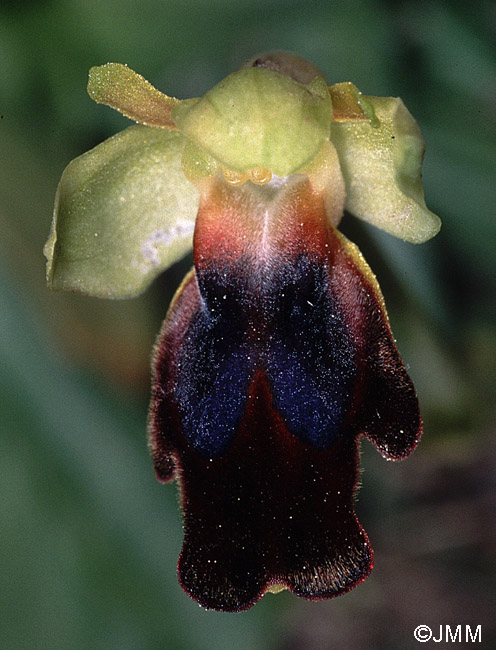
[{"left": 1, "top": 1, "right": 495, "bottom": 648}]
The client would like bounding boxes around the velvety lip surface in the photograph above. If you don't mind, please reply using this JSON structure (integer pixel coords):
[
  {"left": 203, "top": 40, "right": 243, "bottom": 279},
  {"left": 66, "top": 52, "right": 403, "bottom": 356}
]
[{"left": 149, "top": 175, "right": 421, "bottom": 611}]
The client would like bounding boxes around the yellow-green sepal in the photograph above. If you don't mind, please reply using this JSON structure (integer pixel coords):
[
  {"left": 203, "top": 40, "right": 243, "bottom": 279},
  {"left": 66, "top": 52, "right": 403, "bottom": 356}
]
[
  {"left": 171, "top": 67, "right": 332, "bottom": 177},
  {"left": 45, "top": 125, "right": 199, "bottom": 299},
  {"left": 331, "top": 96, "right": 441, "bottom": 243}
]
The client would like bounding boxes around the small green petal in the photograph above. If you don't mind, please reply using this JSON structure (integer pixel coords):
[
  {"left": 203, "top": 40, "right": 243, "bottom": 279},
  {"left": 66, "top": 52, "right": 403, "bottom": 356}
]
[
  {"left": 88, "top": 63, "right": 179, "bottom": 128},
  {"left": 331, "top": 96, "right": 441, "bottom": 243},
  {"left": 171, "top": 67, "right": 332, "bottom": 176},
  {"left": 329, "top": 82, "right": 379, "bottom": 127},
  {"left": 45, "top": 125, "right": 199, "bottom": 298}
]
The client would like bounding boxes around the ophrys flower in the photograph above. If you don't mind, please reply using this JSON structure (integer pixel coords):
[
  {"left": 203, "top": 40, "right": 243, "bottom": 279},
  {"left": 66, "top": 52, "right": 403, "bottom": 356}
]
[{"left": 45, "top": 52, "right": 440, "bottom": 612}]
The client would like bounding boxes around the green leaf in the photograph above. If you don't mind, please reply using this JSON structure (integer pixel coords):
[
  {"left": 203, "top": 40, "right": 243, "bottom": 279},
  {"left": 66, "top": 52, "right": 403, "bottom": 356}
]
[
  {"left": 45, "top": 125, "right": 199, "bottom": 299},
  {"left": 331, "top": 96, "right": 441, "bottom": 243}
]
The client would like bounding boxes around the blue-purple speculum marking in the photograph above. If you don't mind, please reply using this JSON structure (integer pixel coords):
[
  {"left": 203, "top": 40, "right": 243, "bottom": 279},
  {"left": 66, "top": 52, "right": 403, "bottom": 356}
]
[{"left": 45, "top": 52, "right": 441, "bottom": 612}]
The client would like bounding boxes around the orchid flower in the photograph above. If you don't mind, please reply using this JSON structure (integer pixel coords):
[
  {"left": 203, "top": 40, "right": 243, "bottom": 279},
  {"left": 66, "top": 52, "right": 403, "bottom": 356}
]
[{"left": 45, "top": 52, "right": 441, "bottom": 612}]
